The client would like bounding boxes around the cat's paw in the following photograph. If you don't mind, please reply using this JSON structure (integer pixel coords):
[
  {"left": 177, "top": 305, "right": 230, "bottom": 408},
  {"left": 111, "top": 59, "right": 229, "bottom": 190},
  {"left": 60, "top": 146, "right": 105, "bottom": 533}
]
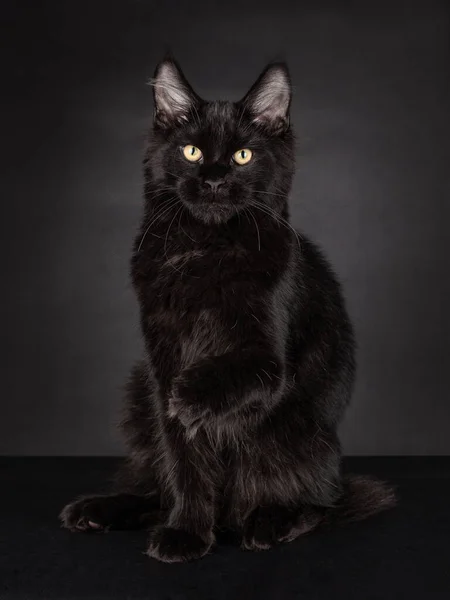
[
  {"left": 60, "top": 496, "right": 111, "bottom": 532},
  {"left": 242, "top": 505, "right": 316, "bottom": 551},
  {"left": 168, "top": 394, "right": 212, "bottom": 437},
  {"left": 60, "top": 494, "right": 160, "bottom": 532},
  {"left": 147, "top": 526, "right": 214, "bottom": 563},
  {"left": 169, "top": 370, "right": 217, "bottom": 435}
]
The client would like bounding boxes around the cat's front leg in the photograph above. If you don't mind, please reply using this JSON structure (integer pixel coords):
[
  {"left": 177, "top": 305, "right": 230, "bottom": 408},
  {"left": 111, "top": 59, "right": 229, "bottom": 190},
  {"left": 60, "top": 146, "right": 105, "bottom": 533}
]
[
  {"left": 169, "top": 347, "right": 284, "bottom": 435},
  {"left": 147, "top": 421, "right": 220, "bottom": 562}
]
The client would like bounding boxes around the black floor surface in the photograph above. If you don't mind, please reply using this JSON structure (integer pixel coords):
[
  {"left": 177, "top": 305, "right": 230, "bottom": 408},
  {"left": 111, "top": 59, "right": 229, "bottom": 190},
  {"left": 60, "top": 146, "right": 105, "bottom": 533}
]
[{"left": 1, "top": 457, "right": 449, "bottom": 599}]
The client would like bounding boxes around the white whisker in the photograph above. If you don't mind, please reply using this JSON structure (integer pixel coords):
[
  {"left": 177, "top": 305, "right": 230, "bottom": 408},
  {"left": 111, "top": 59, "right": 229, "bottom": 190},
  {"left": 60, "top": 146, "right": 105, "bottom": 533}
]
[
  {"left": 164, "top": 204, "right": 184, "bottom": 258},
  {"left": 250, "top": 200, "right": 301, "bottom": 248},
  {"left": 245, "top": 208, "right": 261, "bottom": 251},
  {"left": 137, "top": 197, "right": 180, "bottom": 252}
]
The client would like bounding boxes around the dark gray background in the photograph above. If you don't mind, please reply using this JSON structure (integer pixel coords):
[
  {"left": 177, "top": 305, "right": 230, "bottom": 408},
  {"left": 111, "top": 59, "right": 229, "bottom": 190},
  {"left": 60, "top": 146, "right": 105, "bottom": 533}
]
[{"left": 1, "top": 0, "right": 449, "bottom": 455}]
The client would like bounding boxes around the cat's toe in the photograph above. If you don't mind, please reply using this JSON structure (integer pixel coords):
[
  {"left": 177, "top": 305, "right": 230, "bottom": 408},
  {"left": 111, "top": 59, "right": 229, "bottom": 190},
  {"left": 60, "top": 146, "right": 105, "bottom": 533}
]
[
  {"left": 241, "top": 505, "right": 298, "bottom": 550},
  {"left": 146, "top": 526, "right": 214, "bottom": 563},
  {"left": 242, "top": 505, "right": 323, "bottom": 550},
  {"left": 59, "top": 496, "right": 117, "bottom": 532},
  {"left": 241, "top": 521, "right": 274, "bottom": 550},
  {"left": 168, "top": 398, "right": 206, "bottom": 438},
  {"left": 60, "top": 498, "right": 104, "bottom": 532}
]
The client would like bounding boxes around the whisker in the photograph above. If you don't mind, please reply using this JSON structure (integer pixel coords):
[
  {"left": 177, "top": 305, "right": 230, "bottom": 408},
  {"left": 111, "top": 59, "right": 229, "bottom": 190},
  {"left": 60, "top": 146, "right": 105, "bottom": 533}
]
[
  {"left": 164, "top": 208, "right": 190, "bottom": 276},
  {"left": 163, "top": 170, "right": 182, "bottom": 180},
  {"left": 144, "top": 187, "right": 176, "bottom": 199},
  {"left": 255, "top": 189, "right": 288, "bottom": 199},
  {"left": 148, "top": 196, "right": 179, "bottom": 221},
  {"left": 137, "top": 197, "right": 179, "bottom": 252},
  {"left": 246, "top": 208, "right": 261, "bottom": 251},
  {"left": 178, "top": 208, "right": 197, "bottom": 243},
  {"left": 164, "top": 204, "right": 184, "bottom": 258},
  {"left": 250, "top": 201, "right": 301, "bottom": 248}
]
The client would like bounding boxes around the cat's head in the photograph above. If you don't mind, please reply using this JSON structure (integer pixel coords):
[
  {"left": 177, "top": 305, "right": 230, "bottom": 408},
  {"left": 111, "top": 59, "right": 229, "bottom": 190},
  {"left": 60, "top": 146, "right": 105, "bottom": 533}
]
[{"left": 145, "top": 57, "right": 295, "bottom": 224}]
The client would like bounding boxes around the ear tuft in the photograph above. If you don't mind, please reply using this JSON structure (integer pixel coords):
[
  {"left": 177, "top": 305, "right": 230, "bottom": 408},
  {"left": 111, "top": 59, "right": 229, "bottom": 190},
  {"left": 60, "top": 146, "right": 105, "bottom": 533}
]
[
  {"left": 241, "top": 63, "right": 291, "bottom": 133},
  {"left": 151, "top": 58, "right": 198, "bottom": 128}
]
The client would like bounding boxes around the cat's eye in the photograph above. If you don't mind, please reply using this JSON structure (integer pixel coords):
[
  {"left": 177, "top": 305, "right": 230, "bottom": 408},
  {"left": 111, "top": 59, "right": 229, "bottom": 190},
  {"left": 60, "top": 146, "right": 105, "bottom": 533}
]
[
  {"left": 182, "top": 145, "right": 203, "bottom": 162},
  {"left": 233, "top": 149, "right": 253, "bottom": 165}
]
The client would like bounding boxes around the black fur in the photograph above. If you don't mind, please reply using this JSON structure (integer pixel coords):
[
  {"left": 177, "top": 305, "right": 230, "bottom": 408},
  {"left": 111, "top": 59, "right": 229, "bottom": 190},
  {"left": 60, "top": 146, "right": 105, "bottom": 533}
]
[{"left": 60, "top": 58, "right": 395, "bottom": 562}]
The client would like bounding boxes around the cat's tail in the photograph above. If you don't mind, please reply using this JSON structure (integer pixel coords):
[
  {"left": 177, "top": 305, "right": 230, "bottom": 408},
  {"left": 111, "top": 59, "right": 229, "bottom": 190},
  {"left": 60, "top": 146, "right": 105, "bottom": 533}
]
[{"left": 322, "top": 474, "right": 397, "bottom": 525}]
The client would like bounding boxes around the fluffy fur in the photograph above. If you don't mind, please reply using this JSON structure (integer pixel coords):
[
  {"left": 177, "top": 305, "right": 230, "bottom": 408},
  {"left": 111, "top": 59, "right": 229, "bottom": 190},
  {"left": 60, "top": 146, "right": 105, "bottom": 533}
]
[{"left": 60, "top": 58, "right": 395, "bottom": 562}]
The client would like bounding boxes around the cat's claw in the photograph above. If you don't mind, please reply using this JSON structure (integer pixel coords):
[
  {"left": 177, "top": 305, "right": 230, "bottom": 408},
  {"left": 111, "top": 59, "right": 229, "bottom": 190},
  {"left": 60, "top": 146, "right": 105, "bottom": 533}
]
[
  {"left": 60, "top": 494, "right": 161, "bottom": 532},
  {"left": 241, "top": 505, "right": 322, "bottom": 551},
  {"left": 60, "top": 498, "right": 108, "bottom": 532}
]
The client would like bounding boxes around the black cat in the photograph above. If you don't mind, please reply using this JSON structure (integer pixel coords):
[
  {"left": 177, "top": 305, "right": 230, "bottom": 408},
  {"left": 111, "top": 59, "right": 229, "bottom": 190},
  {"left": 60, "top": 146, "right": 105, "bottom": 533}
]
[{"left": 60, "top": 58, "right": 395, "bottom": 562}]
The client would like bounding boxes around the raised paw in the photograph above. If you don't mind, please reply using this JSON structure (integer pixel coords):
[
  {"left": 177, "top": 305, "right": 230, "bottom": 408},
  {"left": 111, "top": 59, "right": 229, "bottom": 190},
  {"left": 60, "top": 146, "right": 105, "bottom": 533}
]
[
  {"left": 168, "top": 395, "right": 211, "bottom": 438},
  {"left": 60, "top": 493, "right": 160, "bottom": 532},
  {"left": 147, "top": 526, "right": 214, "bottom": 563},
  {"left": 168, "top": 363, "right": 224, "bottom": 436},
  {"left": 242, "top": 505, "right": 322, "bottom": 551}
]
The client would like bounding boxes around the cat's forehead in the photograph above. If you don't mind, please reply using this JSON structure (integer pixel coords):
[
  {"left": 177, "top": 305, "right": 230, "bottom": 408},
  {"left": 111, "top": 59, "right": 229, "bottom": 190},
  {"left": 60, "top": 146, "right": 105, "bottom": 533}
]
[
  {"left": 203, "top": 100, "right": 236, "bottom": 124},
  {"left": 196, "top": 101, "right": 240, "bottom": 140},
  {"left": 188, "top": 101, "right": 248, "bottom": 149}
]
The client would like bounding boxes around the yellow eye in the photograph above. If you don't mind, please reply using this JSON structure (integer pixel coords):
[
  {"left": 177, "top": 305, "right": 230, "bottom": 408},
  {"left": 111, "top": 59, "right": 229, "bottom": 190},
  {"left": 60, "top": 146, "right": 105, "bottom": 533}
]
[
  {"left": 233, "top": 148, "right": 253, "bottom": 165},
  {"left": 183, "top": 145, "right": 203, "bottom": 162}
]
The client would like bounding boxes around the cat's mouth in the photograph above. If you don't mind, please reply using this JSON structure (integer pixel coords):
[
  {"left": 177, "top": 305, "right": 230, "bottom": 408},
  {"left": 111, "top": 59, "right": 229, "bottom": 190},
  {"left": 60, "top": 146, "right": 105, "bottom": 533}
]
[
  {"left": 178, "top": 180, "right": 247, "bottom": 223},
  {"left": 199, "top": 187, "right": 232, "bottom": 203},
  {"left": 183, "top": 199, "right": 240, "bottom": 224}
]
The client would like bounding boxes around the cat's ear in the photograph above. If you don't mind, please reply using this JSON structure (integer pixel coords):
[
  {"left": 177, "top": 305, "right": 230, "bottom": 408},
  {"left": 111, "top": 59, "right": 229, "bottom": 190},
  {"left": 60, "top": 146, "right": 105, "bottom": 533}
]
[
  {"left": 240, "top": 63, "right": 291, "bottom": 133},
  {"left": 151, "top": 57, "right": 199, "bottom": 129}
]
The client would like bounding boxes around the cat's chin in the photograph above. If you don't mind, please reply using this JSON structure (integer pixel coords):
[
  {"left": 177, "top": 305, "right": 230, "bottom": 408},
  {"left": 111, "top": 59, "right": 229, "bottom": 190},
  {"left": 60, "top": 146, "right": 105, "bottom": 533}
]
[{"left": 184, "top": 202, "right": 239, "bottom": 225}]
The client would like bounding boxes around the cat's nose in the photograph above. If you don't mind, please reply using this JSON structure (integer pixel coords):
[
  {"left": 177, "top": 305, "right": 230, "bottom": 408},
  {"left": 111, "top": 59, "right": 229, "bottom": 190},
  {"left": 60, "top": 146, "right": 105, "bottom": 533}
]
[{"left": 203, "top": 178, "right": 225, "bottom": 192}]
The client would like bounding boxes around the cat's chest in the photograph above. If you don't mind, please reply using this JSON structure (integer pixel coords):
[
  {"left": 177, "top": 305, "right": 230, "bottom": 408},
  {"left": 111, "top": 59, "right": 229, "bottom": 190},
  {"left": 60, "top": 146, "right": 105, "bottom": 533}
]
[
  {"left": 146, "top": 303, "right": 231, "bottom": 370},
  {"left": 136, "top": 240, "right": 261, "bottom": 307},
  {"left": 136, "top": 240, "right": 276, "bottom": 365}
]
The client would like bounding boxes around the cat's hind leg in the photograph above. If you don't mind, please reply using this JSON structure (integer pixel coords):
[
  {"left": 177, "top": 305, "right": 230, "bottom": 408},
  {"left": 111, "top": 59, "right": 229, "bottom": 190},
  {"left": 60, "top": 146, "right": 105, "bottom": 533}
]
[{"left": 230, "top": 417, "right": 341, "bottom": 551}]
